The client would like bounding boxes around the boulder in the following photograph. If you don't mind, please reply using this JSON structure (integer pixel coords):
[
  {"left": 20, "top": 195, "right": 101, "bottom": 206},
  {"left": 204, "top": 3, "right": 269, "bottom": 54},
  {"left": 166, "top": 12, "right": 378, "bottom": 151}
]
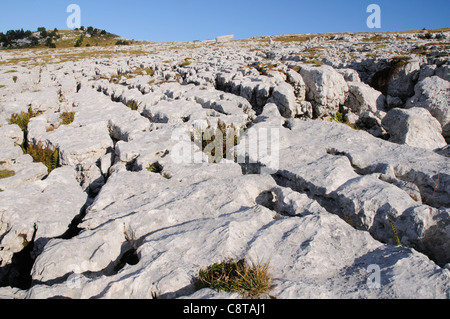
[
  {"left": 407, "top": 76, "right": 450, "bottom": 140},
  {"left": 286, "top": 69, "right": 306, "bottom": 100},
  {"left": 382, "top": 107, "right": 447, "bottom": 150},
  {"left": 386, "top": 59, "right": 420, "bottom": 100},
  {"left": 246, "top": 212, "right": 450, "bottom": 299},
  {"left": 268, "top": 82, "right": 298, "bottom": 118},
  {"left": 347, "top": 81, "right": 385, "bottom": 115},
  {"left": 435, "top": 63, "right": 450, "bottom": 82},
  {"left": 299, "top": 64, "right": 348, "bottom": 118},
  {"left": 336, "top": 68, "right": 361, "bottom": 82}
]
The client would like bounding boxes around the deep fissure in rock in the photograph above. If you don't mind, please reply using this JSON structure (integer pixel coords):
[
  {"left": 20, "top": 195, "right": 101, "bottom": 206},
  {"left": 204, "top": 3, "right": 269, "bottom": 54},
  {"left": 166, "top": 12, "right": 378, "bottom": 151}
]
[{"left": 0, "top": 224, "right": 37, "bottom": 290}]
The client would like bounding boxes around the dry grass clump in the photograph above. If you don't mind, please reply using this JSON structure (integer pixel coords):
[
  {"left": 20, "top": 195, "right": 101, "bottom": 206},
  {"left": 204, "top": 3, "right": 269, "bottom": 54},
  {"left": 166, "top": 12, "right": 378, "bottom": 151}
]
[
  {"left": 196, "top": 258, "right": 272, "bottom": 298},
  {"left": 273, "top": 35, "right": 316, "bottom": 43},
  {"left": 0, "top": 169, "right": 15, "bottom": 179},
  {"left": 61, "top": 112, "right": 75, "bottom": 125}
]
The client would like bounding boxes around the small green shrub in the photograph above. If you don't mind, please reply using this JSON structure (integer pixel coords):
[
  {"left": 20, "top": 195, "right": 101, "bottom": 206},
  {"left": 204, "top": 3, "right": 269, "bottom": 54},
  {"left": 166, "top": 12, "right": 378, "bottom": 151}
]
[
  {"left": 26, "top": 142, "right": 59, "bottom": 173},
  {"left": 196, "top": 259, "right": 272, "bottom": 298},
  {"left": 115, "top": 40, "right": 130, "bottom": 46},
  {"left": 9, "top": 107, "right": 42, "bottom": 132},
  {"left": 45, "top": 37, "right": 56, "bottom": 48},
  {"left": 74, "top": 34, "right": 84, "bottom": 47}
]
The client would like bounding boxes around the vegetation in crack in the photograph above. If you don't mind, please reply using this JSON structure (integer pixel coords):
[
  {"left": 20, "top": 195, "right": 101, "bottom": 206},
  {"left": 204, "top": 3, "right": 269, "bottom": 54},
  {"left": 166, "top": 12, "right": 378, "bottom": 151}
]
[
  {"left": 195, "top": 258, "right": 272, "bottom": 299},
  {"left": 9, "top": 108, "right": 60, "bottom": 173}
]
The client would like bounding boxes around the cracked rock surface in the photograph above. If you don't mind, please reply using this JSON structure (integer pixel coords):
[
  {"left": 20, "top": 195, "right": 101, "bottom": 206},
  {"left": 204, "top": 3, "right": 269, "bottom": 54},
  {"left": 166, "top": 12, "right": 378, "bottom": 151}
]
[{"left": 0, "top": 30, "right": 449, "bottom": 299}]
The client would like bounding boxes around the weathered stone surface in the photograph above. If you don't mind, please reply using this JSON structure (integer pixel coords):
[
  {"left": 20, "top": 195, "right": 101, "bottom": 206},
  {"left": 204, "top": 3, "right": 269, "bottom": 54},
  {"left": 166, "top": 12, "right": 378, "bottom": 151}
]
[
  {"left": 407, "top": 76, "right": 450, "bottom": 139},
  {"left": 347, "top": 81, "right": 385, "bottom": 115},
  {"left": 382, "top": 107, "right": 447, "bottom": 150},
  {"left": 1, "top": 30, "right": 450, "bottom": 299},
  {"left": 385, "top": 59, "right": 421, "bottom": 100},
  {"left": 0, "top": 124, "right": 24, "bottom": 162},
  {"left": 251, "top": 115, "right": 450, "bottom": 266},
  {"left": 0, "top": 167, "right": 86, "bottom": 274},
  {"left": 268, "top": 82, "right": 298, "bottom": 118},
  {"left": 299, "top": 64, "right": 348, "bottom": 117},
  {"left": 0, "top": 155, "right": 48, "bottom": 191}
]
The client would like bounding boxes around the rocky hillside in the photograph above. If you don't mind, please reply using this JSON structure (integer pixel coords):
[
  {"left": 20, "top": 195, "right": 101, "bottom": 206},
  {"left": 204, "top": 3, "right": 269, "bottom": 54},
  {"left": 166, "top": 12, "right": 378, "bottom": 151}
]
[{"left": 0, "top": 28, "right": 449, "bottom": 299}]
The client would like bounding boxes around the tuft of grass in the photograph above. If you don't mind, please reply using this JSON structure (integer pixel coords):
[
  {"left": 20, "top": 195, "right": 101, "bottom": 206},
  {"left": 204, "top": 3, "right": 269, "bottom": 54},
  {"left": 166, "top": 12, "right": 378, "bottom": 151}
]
[
  {"left": 126, "top": 100, "right": 140, "bottom": 111},
  {"left": 133, "top": 67, "right": 155, "bottom": 76},
  {"left": 60, "top": 112, "right": 75, "bottom": 125},
  {"left": 388, "top": 218, "right": 402, "bottom": 246},
  {"left": 0, "top": 169, "right": 15, "bottom": 179},
  {"left": 180, "top": 58, "right": 193, "bottom": 67},
  {"left": 26, "top": 142, "right": 59, "bottom": 173},
  {"left": 330, "top": 112, "right": 345, "bottom": 124},
  {"left": 273, "top": 35, "right": 316, "bottom": 43},
  {"left": 329, "top": 112, "right": 361, "bottom": 130},
  {"left": 12, "top": 75, "right": 18, "bottom": 83},
  {"left": 304, "top": 59, "right": 324, "bottom": 67},
  {"left": 196, "top": 258, "right": 272, "bottom": 299}
]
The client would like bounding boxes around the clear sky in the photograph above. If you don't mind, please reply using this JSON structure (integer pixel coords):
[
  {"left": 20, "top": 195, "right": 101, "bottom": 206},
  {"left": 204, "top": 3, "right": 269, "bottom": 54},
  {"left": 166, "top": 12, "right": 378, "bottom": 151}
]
[{"left": 0, "top": 0, "right": 449, "bottom": 42}]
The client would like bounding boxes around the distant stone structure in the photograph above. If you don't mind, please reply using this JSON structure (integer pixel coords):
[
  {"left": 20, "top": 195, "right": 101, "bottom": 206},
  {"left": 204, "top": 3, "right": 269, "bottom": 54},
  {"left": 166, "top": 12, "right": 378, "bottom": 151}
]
[{"left": 215, "top": 34, "right": 234, "bottom": 43}]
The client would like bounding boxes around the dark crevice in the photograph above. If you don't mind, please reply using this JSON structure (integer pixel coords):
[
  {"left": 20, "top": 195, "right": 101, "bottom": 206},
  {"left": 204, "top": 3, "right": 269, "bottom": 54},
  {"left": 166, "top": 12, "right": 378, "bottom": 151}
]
[
  {"left": 255, "top": 190, "right": 295, "bottom": 217},
  {"left": 125, "top": 158, "right": 138, "bottom": 172},
  {"left": 0, "top": 224, "right": 37, "bottom": 290},
  {"left": 113, "top": 247, "right": 139, "bottom": 273},
  {"left": 57, "top": 199, "right": 93, "bottom": 240}
]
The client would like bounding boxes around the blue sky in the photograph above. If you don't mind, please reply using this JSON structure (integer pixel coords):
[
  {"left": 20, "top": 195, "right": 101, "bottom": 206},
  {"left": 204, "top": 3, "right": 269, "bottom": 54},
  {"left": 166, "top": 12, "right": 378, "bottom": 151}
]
[{"left": 1, "top": 0, "right": 449, "bottom": 42}]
